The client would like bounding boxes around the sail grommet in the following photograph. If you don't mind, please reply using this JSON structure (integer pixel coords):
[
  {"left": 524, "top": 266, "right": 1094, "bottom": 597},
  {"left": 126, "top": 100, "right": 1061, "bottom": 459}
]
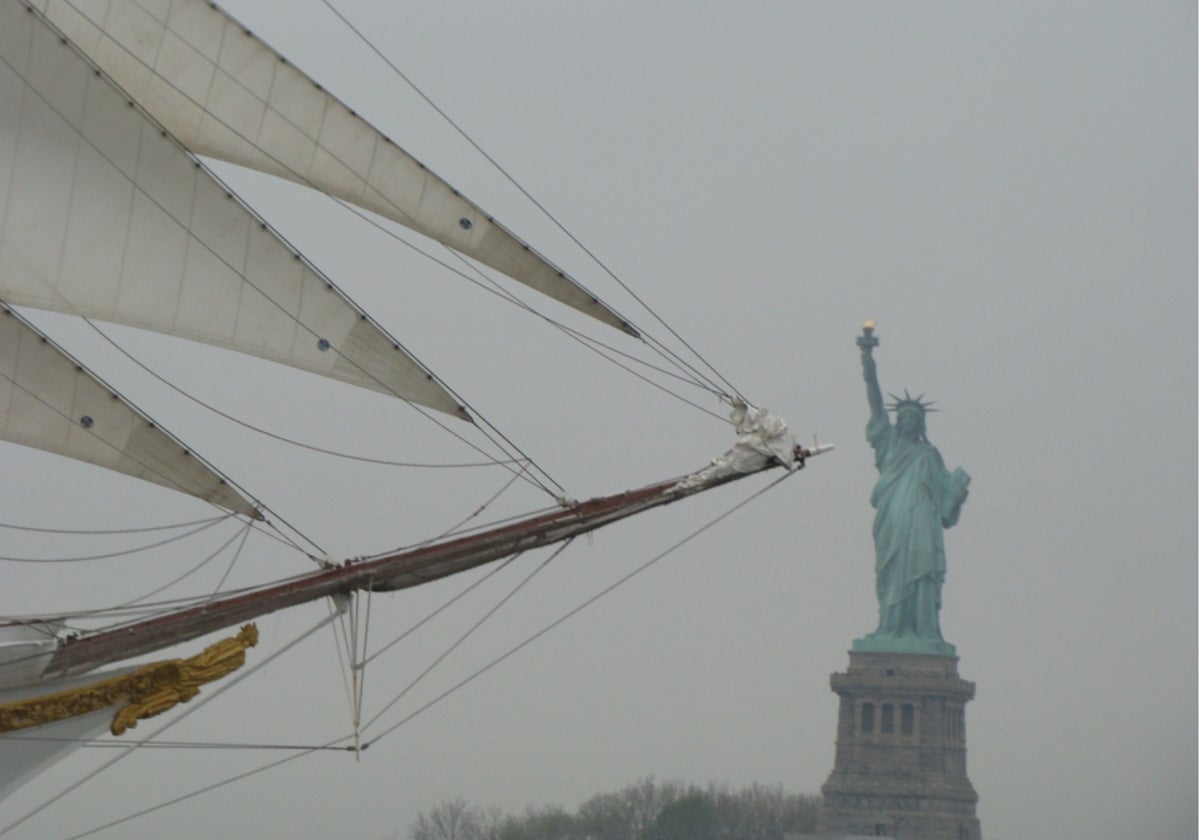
[
  {"left": 459, "top": 218, "right": 472, "bottom": 230},
  {"left": 79, "top": 415, "right": 94, "bottom": 428},
  {"left": 317, "top": 338, "right": 330, "bottom": 351}
]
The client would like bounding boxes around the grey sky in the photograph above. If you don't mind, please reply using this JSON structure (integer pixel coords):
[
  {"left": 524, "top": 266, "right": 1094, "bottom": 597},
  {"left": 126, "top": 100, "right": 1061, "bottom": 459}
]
[{"left": 2, "top": 2, "right": 1195, "bottom": 839}]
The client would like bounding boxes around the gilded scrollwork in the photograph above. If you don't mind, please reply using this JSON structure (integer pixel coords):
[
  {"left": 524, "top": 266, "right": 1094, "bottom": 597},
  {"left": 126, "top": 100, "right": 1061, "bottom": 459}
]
[{"left": 0, "top": 624, "right": 258, "bottom": 737}]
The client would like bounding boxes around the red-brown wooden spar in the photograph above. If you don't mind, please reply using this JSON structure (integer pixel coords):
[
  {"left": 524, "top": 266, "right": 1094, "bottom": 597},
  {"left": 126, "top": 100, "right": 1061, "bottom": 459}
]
[{"left": 44, "top": 442, "right": 830, "bottom": 681}]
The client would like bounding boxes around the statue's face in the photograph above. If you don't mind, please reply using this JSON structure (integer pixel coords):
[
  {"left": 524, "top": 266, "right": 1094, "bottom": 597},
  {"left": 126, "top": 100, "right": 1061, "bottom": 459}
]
[{"left": 896, "top": 406, "right": 924, "bottom": 438}]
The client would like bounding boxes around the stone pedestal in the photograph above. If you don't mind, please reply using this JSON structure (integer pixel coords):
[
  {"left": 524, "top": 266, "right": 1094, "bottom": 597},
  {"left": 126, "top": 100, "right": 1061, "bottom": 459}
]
[{"left": 816, "top": 651, "right": 982, "bottom": 839}]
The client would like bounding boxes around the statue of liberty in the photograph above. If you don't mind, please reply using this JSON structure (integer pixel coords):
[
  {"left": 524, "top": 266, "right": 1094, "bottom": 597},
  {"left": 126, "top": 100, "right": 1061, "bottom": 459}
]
[{"left": 854, "top": 322, "right": 970, "bottom": 656}]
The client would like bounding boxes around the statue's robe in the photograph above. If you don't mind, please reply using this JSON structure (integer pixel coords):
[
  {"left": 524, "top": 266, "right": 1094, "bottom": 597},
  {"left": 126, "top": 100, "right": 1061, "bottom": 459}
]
[{"left": 865, "top": 415, "right": 968, "bottom": 641}]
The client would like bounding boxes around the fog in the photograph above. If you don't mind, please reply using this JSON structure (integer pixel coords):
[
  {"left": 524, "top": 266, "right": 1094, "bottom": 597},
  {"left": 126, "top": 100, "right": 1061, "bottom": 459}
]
[{"left": 1, "top": 2, "right": 1194, "bottom": 839}]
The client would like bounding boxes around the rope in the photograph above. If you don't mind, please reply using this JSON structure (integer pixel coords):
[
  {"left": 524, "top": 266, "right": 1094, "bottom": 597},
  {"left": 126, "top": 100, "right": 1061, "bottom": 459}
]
[
  {"left": 360, "top": 555, "right": 521, "bottom": 668},
  {"left": 414, "top": 462, "right": 532, "bottom": 548},
  {"left": 362, "top": 541, "right": 570, "bottom": 732},
  {"left": 315, "top": 0, "right": 744, "bottom": 402},
  {"left": 3, "top": 18, "right": 558, "bottom": 505},
  {"left": 210, "top": 519, "right": 254, "bottom": 596},
  {"left": 0, "top": 515, "right": 231, "bottom": 563},
  {"left": 307, "top": 190, "right": 730, "bottom": 413},
  {"left": 45, "top": 472, "right": 797, "bottom": 838},
  {"left": 0, "top": 515, "right": 228, "bottom": 535},
  {"left": 59, "top": 736, "right": 351, "bottom": 840},
  {"left": 122, "top": 519, "right": 252, "bottom": 608},
  {"left": 81, "top": 316, "right": 531, "bottom": 470},
  {"left": 52, "top": 0, "right": 735, "bottom": 493},
  {"left": 360, "top": 471, "right": 794, "bottom": 750},
  {"left": 1, "top": 735, "right": 356, "bottom": 751}
]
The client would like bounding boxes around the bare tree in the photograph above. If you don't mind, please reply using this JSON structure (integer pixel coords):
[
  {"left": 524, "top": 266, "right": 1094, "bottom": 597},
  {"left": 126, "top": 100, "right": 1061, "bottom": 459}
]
[
  {"left": 405, "top": 779, "right": 819, "bottom": 840},
  {"left": 410, "top": 798, "right": 498, "bottom": 840},
  {"left": 575, "top": 778, "right": 684, "bottom": 840}
]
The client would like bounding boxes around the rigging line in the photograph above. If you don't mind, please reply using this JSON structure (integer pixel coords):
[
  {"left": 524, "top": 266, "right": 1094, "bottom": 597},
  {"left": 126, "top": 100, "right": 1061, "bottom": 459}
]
[
  {"left": 637, "top": 330, "right": 747, "bottom": 407},
  {"left": 361, "top": 555, "right": 520, "bottom": 668},
  {"left": 390, "top": 211, "right": 718, "bottom": 397},
  {"left": 0, "top": 524, "right": 261, "bottom": 676},
  {"left": 381, "top": 461, "right": 533, "bottom": 556},
  {"left": 294, "top": 92, "right": 728, "bottom": 404},
  {"left": 369, "top": 501, "right": 563, "bottom": 556},
  {"left": 0, "top": 610, "right": 342, "bottom": 840},
  {"left": 361, "top": 471, "right": 796, "bottom": 751},
  {"left": 8, "top": 265, "right": 332, "bottom": 561},
  {"left": 37, "top": 6, "right": 566, "bottom": 503},
  {"left": 550, "top": 318, "right": 726, "bottom": 399},
  {"left": 361, "top": 540, "right": 571, "bottom": 733},
  {"left": 317, "top": 0, "right": 745, "bottom": 400},
  {"left": 339, "top": 592, "right": 359, "bottom": 751},
  {"left": 0, "top": 559, "right": 334, "bottom": 626},
  {"left": 120, "top": 519, "right": 251, "bottom": 609},
  {"left": 327, "top": 198, "right": 729, "bottom": 431},
  {"left": 0, "top": 514, "right": 232, "bottom": 564},
  {"left": 13, "top": 464, "right": 785, "bottom": 836},
  {"left": 47, "top": 0, "right": 699, "bottom": 495},
  {"left": 0, "top": 317, "right": 258, "bottom": 522},
  {"left": 312, "top": 197, "right": 734, "bottom": 476},
  {"left": 0, "top": 562, "right": 345, "bottom": 673},
  {"left": 194, "top": 476, "right": 325, "bottom": 562},
  {"left": 0, "top": 575, "right": 288, "bottom": 622},
  {"left": 328, "top": 597, "right": 356, "bottom": 718},
  {"left": 46, "top": 0, "right": 728, "bottom": 498},
  {"left": 210, "top": 517, "right": 254, "bottom": 596},
  {"left": 60, "top": 735, "right": 353, "bottom": 840},
  {"left": 0, "top": 514, "right": 228, "bottom": 535},
  {"left": 544, "top": 322, "right": 729, "bottom": 421},
  {"left": 4, "top": 735, "right": 356, "bottom": 751},
  {"left": 213, "top": 508, "right": 328, "bottom": 563},
  {"left": 0, "top": 303, "right": 263, "bottom": 518},
  {"left": 20, "top": 315, "right": 328, "bottom": 568},
  {"left": 0, "top": 527, "right": 254, "bottom": 664},
  {"left": 251, "top": 510, "right": 323, "bottom": 565},
  {"left": 435, "top": 242, "right": 731, "bottom": 408},
  {"left": 79, "top": 317, "right": 526, "bottom": 470},
  {"left": 352, "top": 586, "right": 373, "bottom": 756},
  {"left": 282, "top": 44, "right": 729, "bottom": 405},
  {"left": 1, "top": 49, "right": 547, "bottom": 513},
  {"left": 384, "top": 377, "right": 566, "bottom": 500},
  {"left": 81, "top": 319, "right": 552, "bottom": 511}
]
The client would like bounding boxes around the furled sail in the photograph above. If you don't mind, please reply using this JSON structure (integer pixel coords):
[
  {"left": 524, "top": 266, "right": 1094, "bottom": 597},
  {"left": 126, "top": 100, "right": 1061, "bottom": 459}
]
[
  {"left": 0, "top": 308, "right": 258, "bottom": 516},
  {"left": 0, "top": 0, "right": 467, "bottom": 419},
  {"left": 34, "top": 0, "right": 638, "bottom": 337}
]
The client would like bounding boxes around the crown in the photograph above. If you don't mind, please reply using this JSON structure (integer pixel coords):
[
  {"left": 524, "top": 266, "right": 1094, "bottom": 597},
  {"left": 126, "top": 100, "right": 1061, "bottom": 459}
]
[{"left": 885, "top": 389, "right": 938, "bottom": 413}]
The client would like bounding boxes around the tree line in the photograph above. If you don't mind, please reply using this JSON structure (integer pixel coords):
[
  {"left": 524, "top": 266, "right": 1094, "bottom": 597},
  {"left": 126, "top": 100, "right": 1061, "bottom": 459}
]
[{"left": 402, "top": 778, "right": 820, "bottom": 840}]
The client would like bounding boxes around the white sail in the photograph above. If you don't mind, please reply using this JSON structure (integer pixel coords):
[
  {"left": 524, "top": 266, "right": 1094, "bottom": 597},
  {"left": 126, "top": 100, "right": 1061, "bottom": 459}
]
[
  {"left": 0, "top": 0, "right": 467, "bottom": 419},
  {"left": 34, "top": 0, "right": 637, "bottom": 337},
  {"left": 0, "top": 309, "right": 258, "bottom": 516}
]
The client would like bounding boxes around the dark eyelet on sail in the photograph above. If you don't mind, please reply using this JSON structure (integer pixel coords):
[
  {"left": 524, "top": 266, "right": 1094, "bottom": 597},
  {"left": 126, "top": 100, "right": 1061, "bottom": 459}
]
[
  {"left": 80, "top": 416, "right": 94, "bottom": 429},
  {"left": 459, "top": 218, "right": 472, "bottom": 230},
  {"left": 317, "top": 338, "right": 331, "bottom": 351}
]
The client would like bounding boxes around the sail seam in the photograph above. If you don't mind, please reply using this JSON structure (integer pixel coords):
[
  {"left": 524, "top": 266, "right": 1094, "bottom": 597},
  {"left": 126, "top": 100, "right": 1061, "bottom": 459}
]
[
  {"left": 6, "top": 4, "right": 461, "bottom": 414},
  {"left": 4, "top": 7, "right": 552, "bottom": 516},
  {"left": 31, "top": 0, "right": 663, "bottom": 501}
]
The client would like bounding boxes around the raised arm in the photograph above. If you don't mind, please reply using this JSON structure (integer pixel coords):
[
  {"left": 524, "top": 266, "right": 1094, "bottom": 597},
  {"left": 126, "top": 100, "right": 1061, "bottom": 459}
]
[{"left": 858, "top": 321, "right": 886, "bottom": 424}]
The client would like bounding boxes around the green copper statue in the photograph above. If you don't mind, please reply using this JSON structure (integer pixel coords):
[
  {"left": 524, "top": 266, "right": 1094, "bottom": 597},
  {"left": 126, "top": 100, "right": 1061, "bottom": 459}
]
[{"left": 853, "top": 322, "right": 970, "bottom": 656}]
